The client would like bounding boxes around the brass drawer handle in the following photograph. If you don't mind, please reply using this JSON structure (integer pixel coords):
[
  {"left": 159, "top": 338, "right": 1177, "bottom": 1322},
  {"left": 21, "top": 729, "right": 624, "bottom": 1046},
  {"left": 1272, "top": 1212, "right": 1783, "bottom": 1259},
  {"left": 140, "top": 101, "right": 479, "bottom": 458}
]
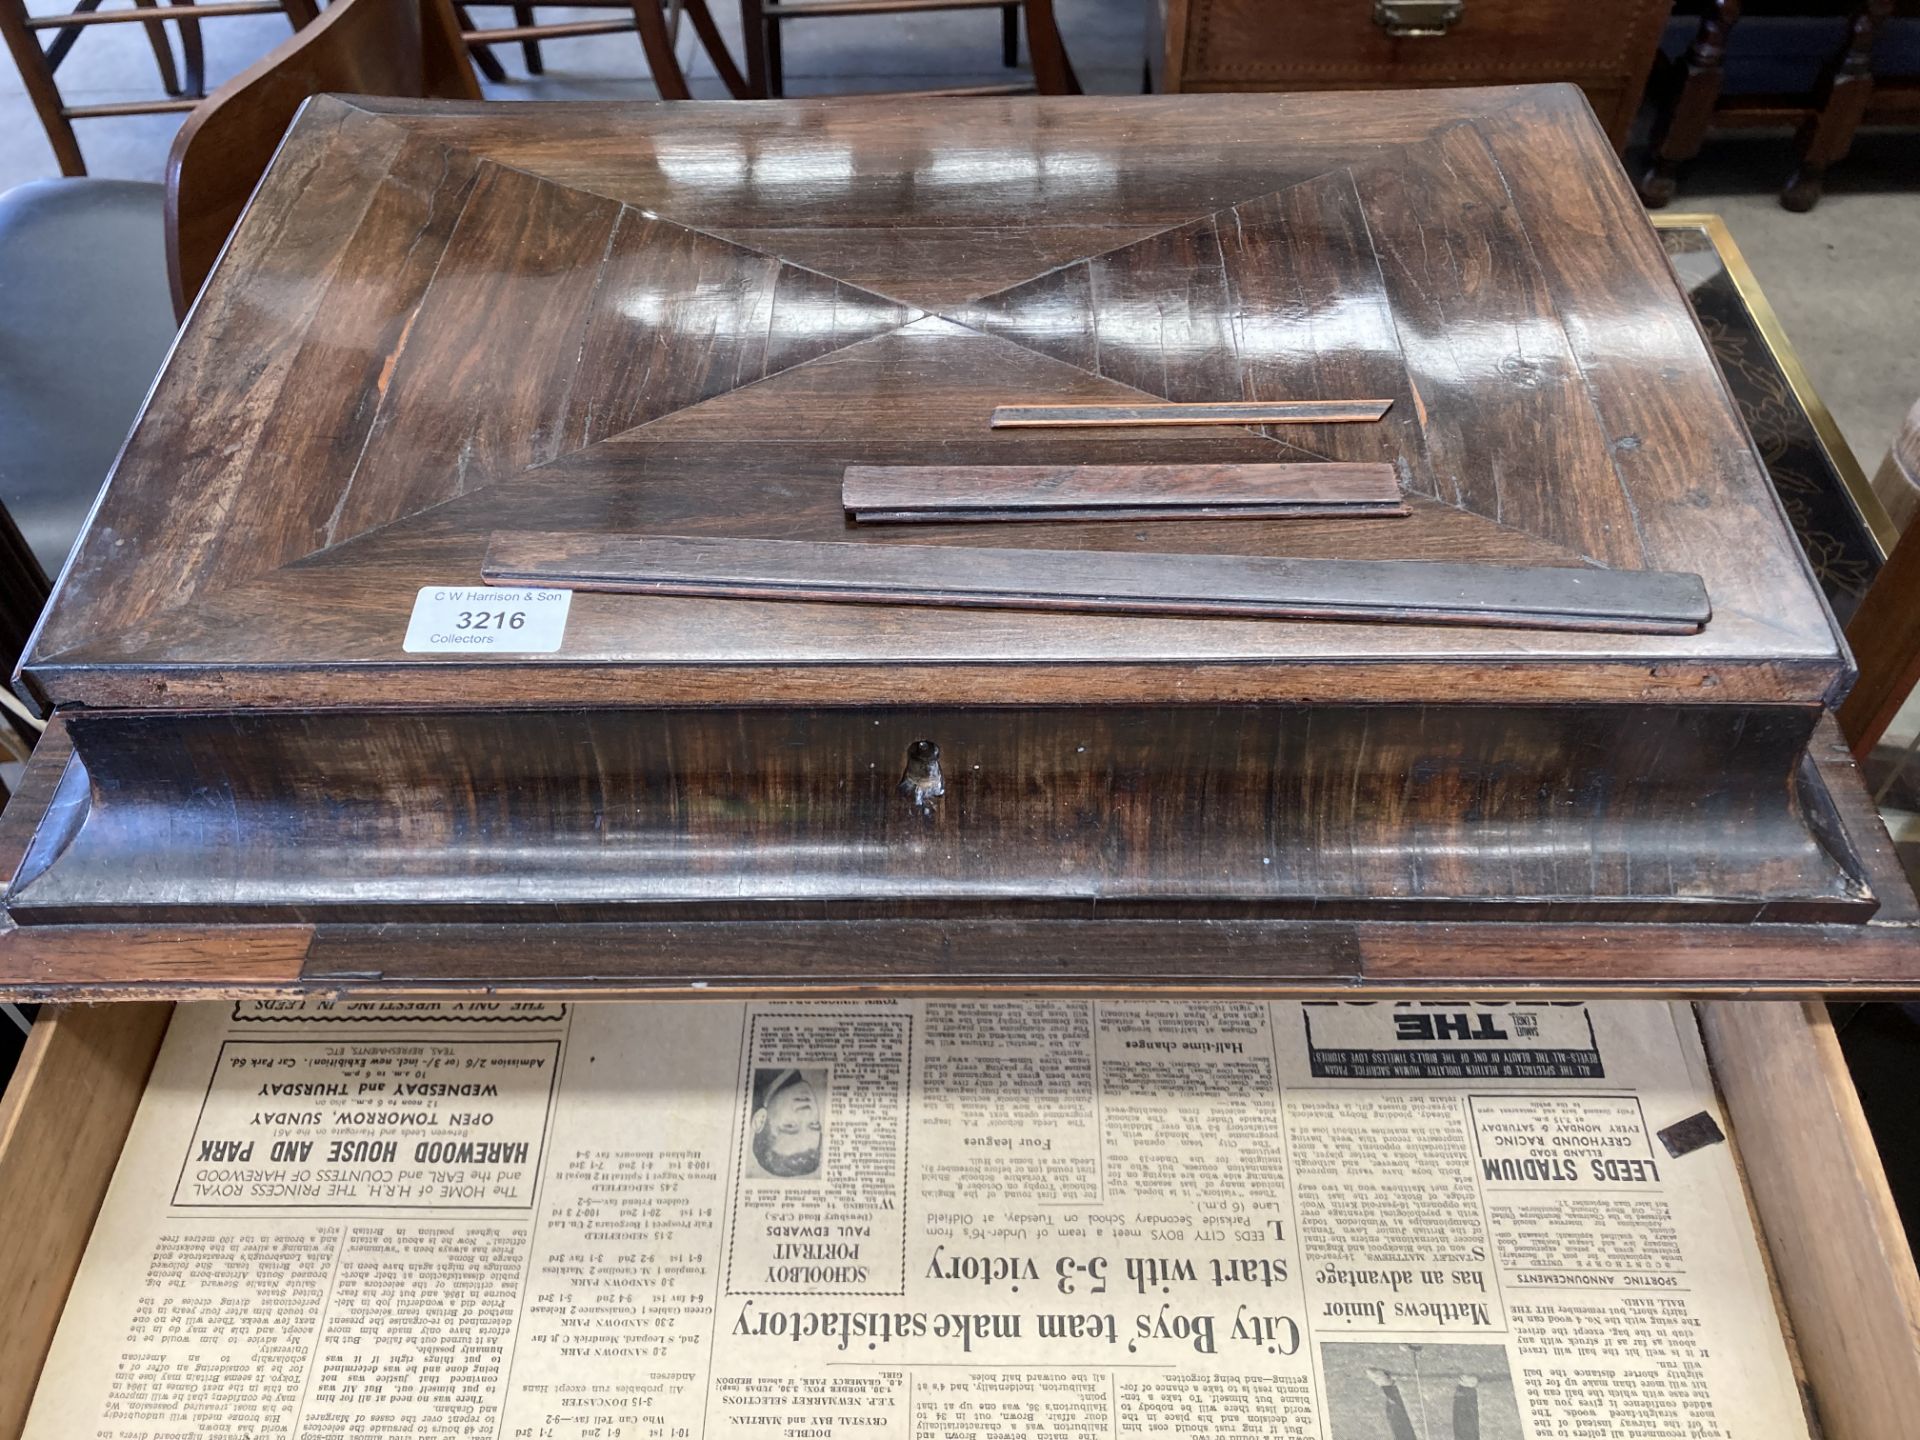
[{"left": 1374, "top": 0, "right": 1463, "bottom": 36}]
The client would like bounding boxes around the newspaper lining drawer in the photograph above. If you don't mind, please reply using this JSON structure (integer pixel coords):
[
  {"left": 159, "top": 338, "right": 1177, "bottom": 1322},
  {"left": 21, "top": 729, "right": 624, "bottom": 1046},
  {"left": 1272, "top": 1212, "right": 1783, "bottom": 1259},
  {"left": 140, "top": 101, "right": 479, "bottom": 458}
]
[{"left": 3, "top": 999, "right": 1917, "bottom": 1440}]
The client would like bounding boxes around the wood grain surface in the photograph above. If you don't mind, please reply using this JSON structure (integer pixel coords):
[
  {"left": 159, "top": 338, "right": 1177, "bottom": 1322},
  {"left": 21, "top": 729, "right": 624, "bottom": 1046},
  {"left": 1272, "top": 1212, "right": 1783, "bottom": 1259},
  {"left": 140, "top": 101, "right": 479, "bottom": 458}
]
[
  {"left": 483, "top": 531, "right": 1711, "bottom": 631},
  {"left": 842, "top": 462, "right": 1408, "bottom": 523},
  {"left": 0, "top": 1004, "right": 172, "bottom": 1438},
  {"left": 164, "top": 0, "right": 480, "bottom": 316},
  {"left": 989, "top": 400, "right": 1392, "bottom": 427},
  {"left": 1700, "top": 1001, "right": 1920, "bottom": 1440},
  {"left": 0, "top": 87, "right": 1902, "bottom": 991},
  {"left": 7, "top": 915, "right": 1920, "bottom": 999},
  {"left": 1842, "top": 514, "right": 1920, "bottom": 756},
  {"left": 1, "top": 703, "right": 1864, "bottom": 928},
  {"left": 1154, "top": 0, "right": 1671, "bottom": 151},
  {"left": 18, "top": 87, "right": 1846, "bottom": 711}
]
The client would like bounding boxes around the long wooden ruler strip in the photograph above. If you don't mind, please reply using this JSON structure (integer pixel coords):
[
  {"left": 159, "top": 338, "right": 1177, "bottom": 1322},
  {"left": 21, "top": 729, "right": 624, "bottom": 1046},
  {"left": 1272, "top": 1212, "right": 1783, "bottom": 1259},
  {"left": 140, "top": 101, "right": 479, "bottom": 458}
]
[
  {"left": 842, "top": 462, "right": 1409, "bottom": 524},
  {"left": 990, "top": 400, "right": 1393, "bottom": 428},
  {"left": 484, "top": 533, "right": 1711, "bottom": 634}
]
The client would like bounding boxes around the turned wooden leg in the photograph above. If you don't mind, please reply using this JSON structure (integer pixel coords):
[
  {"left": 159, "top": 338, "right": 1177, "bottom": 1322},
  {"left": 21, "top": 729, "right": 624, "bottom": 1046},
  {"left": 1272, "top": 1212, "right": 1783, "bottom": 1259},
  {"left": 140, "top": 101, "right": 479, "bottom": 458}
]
[
  {"left": 635, "top": 0, "right": 693, "bottom": 98},
  {"left": 1783, "top": 0, "right": 1891, "bottom": 212},
  {"left": 512, "top": 5, "right": 543, "bottom": 72},
  {"left": 1024, "top": 0, "right": 1079, "bottom": 95},
  {"left": 685, "top": 0, "right": 750, "bottom": 97},
  {"left": 1638, "top": 0, "right": 1740, "bottom": 207},
  {"left": 0, "top": 0, "right": 85, "bottom": 175}
]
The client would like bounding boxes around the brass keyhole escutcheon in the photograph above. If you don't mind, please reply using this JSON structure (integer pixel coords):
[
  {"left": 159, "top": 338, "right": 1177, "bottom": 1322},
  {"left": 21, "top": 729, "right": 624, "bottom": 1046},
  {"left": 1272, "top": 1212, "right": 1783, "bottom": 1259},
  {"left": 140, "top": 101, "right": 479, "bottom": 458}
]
[{"left": 899, "top": 740, "right": 945, "bottom": 812}]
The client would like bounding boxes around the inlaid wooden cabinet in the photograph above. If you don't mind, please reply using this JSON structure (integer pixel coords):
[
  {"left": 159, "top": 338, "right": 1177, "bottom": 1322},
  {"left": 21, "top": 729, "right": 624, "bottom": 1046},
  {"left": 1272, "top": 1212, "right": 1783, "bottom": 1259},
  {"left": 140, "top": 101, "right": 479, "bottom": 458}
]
[
  {"left": 1150, "top": 0, "right": 1673, "bottom": 149},
  {"left": 2, "top": 87, "right": 1916, "bottom": 998}
]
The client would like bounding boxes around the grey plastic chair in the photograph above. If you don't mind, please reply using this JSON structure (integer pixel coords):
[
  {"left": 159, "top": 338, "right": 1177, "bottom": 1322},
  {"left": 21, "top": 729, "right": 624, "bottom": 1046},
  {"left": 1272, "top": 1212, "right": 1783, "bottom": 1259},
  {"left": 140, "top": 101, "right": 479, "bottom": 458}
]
[{"left": 0, "top": 177, "right": 177, "bottom": 588}]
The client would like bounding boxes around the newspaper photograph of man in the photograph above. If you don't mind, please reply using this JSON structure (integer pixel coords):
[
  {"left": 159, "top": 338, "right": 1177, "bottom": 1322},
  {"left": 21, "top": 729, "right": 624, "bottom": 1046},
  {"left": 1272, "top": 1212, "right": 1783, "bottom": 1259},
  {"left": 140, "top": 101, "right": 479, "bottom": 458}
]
[
  {"left": 748, "top": 1066, "right": 827, "bottom": 1179},
  {"left": 1321, "top": 1343, "right": 1521, "bottom": 1440}
]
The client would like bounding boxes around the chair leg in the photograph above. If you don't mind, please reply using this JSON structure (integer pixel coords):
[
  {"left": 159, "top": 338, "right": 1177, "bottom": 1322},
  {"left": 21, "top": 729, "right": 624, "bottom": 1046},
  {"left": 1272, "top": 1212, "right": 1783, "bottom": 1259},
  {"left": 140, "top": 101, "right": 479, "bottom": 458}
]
[
  {"left": 764, "top": 6, "right": 782, "bottom": 97},
  {"left": 737, "top": 0, "right": 769, "bottom": 96},
  {"left": 41, "top": 0, "right": 104, "bottom": 72},
  {"left": 1783, "top": 0, "right": 1891, "bottom": 212},
  {"left": 0, "top": 0, "right": 85, "bottom": 175},
  {"left": 685, "top": 0, "right": 750, "bottom": 97},
  {"left": 1001, "top": 2, "right": 1017, "bottom": 66},
  {"left": 126, "top": 0, "right": 184, "bottom": 97},
  {"left": 456, "top": 4, "right": 510, "bottom": 81},
  {"left": 635, "top": 0, "right": 693, "bottom": 98},
  {"left": 1023, "top": 0, "right": 1079, "bottom": 95},
  {"left": 168, "top": 0, "right": 206, "bottom": 96},
  {"left": 1638, "top": 0, "right": 1739, "bottom": 207},
  {"left": 512, "top": 5, "right": 543, "bottom": 73},
  {"left": 468, "top": 42, "right": 508, "bottom": 83}
]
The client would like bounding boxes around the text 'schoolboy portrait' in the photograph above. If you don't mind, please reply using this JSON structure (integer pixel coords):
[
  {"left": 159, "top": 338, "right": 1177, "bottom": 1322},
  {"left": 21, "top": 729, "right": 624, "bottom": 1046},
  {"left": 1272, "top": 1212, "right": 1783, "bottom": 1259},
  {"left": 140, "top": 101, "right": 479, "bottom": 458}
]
[{"left": 748, "top": 1067, "right": 827, "bottom": 1180}]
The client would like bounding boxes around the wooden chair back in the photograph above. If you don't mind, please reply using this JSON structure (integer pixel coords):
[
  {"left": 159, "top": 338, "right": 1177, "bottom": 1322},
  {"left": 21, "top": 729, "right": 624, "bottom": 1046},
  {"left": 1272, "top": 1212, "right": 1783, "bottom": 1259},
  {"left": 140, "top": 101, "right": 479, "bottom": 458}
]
[
  {"left": 0, "top": 0, "right": 318, "bottom": 179},
  {"left": 737, "top": 0, "right": 1077, "bottom": 99},
  {"left": 164, "top": 0, "right": 479, "bottom": 318},
  {"left": 1842, "top": 396, "right": 1920, "bottom": 758},
  {"left": 1872, "top": 397, "right": 1920, "bottom": 534},
  {"left": 455, "top": 0, "right": 748, "bottom": 102}
]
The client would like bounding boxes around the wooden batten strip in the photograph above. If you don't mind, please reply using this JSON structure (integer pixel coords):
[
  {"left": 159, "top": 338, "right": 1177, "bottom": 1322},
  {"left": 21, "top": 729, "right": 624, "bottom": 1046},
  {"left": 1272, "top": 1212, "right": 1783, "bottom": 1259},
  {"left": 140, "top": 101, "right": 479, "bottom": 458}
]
[
  {"left": 842, "top": 461, "right": 1408, "bottom": 523},
  {"left": 990, "top": 400, "right": 1393, "bottom": 428},
  {"left": 484, "top": 532, "right": 1711, "bottom": 633}
]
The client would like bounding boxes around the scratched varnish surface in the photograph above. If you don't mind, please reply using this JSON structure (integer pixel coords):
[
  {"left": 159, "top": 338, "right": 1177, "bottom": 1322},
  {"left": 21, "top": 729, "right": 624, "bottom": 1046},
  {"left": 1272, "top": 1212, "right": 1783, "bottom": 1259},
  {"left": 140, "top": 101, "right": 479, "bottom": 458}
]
[
  {"left": 18, "top": 86, "right": 1843, "bottom": 712},
  {"left": 6, "top": 87, "right": 1911, "bottom": 998}
]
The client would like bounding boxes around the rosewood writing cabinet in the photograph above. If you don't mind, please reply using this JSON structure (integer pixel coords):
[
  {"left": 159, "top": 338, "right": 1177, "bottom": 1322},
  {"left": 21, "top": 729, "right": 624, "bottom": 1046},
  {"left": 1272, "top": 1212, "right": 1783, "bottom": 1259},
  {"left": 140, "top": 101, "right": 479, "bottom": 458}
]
[{"left": 3, "top": 84, "right": 1917, "bottom": 1000}]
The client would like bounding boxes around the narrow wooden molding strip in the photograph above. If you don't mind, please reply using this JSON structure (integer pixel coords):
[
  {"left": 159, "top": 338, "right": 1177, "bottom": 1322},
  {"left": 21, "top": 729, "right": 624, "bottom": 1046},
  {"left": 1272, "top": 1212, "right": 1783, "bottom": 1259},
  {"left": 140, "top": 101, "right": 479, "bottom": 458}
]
[
  {"left": 484, "top": 533, "right": 1711, "bottom": 633},
  {"left": 842, "top": 462, "right": 1409, "bottom": 524},
  {"left": 990, "top": 400, "right": 1393, "bottom": 428}
]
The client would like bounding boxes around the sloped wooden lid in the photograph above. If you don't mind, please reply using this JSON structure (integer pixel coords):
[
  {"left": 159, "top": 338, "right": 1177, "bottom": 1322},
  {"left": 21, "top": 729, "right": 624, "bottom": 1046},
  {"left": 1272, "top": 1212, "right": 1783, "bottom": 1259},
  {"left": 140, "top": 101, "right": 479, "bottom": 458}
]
[{"left": 17, "top": 87, "right": 1844, "bottom": 713}]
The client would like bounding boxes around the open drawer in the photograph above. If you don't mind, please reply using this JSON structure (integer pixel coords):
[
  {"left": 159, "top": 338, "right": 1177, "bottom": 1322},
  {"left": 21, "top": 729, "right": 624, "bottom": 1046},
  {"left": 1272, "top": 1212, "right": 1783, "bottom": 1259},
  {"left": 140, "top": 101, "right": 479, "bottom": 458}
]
[{"left": 1, "top": 999, "right": 1915, "bottom": 1440}]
